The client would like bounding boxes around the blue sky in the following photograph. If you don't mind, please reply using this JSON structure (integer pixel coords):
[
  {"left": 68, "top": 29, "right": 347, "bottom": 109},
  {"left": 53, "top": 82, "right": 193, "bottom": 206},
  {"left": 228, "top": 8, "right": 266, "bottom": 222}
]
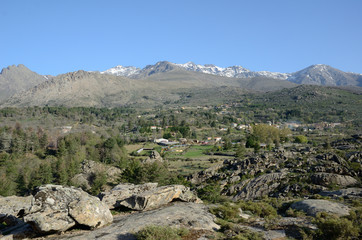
[{"left": 1, "top": 0, "right": 361, "bottom": 75}]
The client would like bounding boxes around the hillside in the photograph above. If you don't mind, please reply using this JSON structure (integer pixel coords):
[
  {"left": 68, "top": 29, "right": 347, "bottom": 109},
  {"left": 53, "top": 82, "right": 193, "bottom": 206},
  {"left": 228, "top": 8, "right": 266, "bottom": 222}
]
[{"left": 0, "top": 64, "right": 47, "bottom": 101}]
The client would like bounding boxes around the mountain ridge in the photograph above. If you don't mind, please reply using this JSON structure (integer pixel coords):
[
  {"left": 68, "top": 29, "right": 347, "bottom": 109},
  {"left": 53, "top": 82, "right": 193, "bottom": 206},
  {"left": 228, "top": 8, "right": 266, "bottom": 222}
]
[{"left": 100, "top": 61, "right": 362, "bottom": 87}]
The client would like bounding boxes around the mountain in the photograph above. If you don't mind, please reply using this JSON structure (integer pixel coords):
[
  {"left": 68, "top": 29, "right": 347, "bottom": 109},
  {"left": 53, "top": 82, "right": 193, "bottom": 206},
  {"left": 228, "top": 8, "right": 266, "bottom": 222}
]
[
  {"left": 101, "top": 61, "right": 290, "bottom": 80},
  {"left": 0, "top": 64, "right": 47, "bottom": 101},
  {"left": 1, "top": 67, "right": 296, "bottom": 108},
  {"left": 1, "top": 62, "right": 361, "bottom": 108},
  {"left": 287, "top": 64, "right": 362, "bottom": 86},
  {"left": 101, "top": 62, "right": 362, "bottom": 87}
]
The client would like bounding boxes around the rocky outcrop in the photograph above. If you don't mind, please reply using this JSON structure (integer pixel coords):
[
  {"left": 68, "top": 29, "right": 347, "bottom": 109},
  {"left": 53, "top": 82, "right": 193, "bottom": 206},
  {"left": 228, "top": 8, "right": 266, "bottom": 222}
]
[
  {"left": 100, "top": 183, "right": 202, "bottom": 211},
  {"left": 290, "top": 199, "right": 351, "bottom": 217},
  {"left": 122, "top": 185, "right": 202, "bottom": 210},
  {"left": 311, "top": 172, "right": 358, "bottom": 187},
  {"left": 233, "top": 172, "right": 287, "bottom": 200},
  {"left": 71, "top": 160, "right": 122, "bottom": 191},
  {"left": 23, "top": 185, "right": 113, "bottom": 233},
  {"left": 0, "top": 195, "right": 33, "bottom": 217},
  {"left": 143, "top": 150, "right": 163, "bottom": 163},
  {"left": 99, "top": 183, "right": 159, "bottom": 209},
  {"left": 41, "top": 202, "right": 219, "bottom": 240},
  {"left": 319, "top": 188, "right": 362, "bottom": 199}
]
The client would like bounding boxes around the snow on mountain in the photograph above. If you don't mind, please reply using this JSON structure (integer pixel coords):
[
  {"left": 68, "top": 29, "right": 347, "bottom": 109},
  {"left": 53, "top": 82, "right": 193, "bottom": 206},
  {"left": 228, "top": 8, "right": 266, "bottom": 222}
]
[
  {"left": 101, "top": 61, "right": 290, "bottom": 80},
  {"left": 287, "top": 64, "right": 362, "bottom": 86},
  {"left": 101, "top": 65, "right": 142, "bottom": 77}
]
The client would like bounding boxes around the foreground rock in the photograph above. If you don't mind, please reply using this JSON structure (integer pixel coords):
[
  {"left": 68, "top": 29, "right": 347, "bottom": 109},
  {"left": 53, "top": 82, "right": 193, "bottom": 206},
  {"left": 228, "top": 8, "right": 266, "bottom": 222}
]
[
  {"left": 23, "top": 185, "right": 113, "bottom": 233},
  {"left": 99, "top": 183, "right": 158, "bottom": 209},
  {"left": 43, "top": 202, "right": 219, "bottom": 240},
  {"left": 100, "top": 183, "right": 202, "bottom": 210},
  {"left": 0, "top": 195, "right": 33, "bottom": 217},
  {"left": 290, "top": 199, "right": 351, "bottom": 217}
]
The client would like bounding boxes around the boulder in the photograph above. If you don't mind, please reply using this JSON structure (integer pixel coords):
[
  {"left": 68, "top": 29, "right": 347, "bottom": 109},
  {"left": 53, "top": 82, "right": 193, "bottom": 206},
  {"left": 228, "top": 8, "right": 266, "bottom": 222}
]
[
  {"left": 311, "top": 173, "right": 358, "bottom": 187},
  {"left": 290, "top": 199, "right": 351, "bottom": 217},
  {"left": 0, "top": 196, "right": 33, "bottom": 217},
  {"left": 233, "top": 172, "right": 287, "bottom": 200},
  {"left": 99, "top": 183, "right": 159, "bottom": 209},
  {"left": 23, "top": 185, "right": 112, "bottom": 233},
  {"left": 121, "top": 185, "right": 202, "bottom": 210},
  {"left": 101, "top": 183, "right": 201, "bottom": 211},
  {"left": 143, "top": 150, "right": 163, "bottom": 163},
  {"left": 44, "top": 202, "right": 219, "bottom": 240}
]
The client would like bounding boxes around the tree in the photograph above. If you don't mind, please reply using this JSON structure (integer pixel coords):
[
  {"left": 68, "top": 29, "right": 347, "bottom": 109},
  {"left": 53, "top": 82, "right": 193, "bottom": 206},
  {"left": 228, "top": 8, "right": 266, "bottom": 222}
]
[
  {"left": 294, "top": 135, "right": 308, "bottom": 144},
  {"left": 223, "top": 138, "right": 232, "bottom": 151},
  {"left": 235, "top": 143, "right": 246, "bottom": 158}
]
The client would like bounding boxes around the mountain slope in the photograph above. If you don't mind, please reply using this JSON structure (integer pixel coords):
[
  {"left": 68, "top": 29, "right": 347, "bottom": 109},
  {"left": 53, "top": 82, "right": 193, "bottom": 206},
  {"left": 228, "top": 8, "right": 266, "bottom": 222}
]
[
  {"left": 1, "top": 67, "right": 296, "bottom": 108},
  {"left": 0, "top": 64, "right": 47, "bottom": 101}
]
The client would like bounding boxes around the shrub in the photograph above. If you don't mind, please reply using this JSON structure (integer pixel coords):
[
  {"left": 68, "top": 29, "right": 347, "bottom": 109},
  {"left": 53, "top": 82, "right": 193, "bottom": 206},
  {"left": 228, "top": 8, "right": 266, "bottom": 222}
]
[
  {"left": 238, "top": 200, "right": 277, "bottom": 218},
  {"left": 314, "top": 212, "right": 359, "bottom": 240},
  {"left": 294, "top": 135, "right": 308, "bottom": 144},
  {"left": 210, "top": 203, "right": 240, "bottom": 222},
  {"left": 135, "top": 225, "right": 189, "bottom": 240}
]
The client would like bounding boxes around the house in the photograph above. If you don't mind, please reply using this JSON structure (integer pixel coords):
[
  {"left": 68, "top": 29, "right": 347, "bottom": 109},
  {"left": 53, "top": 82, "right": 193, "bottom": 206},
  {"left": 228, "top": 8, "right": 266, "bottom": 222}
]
[{"left": 158, "top": 141, "right": 179, "bottom": 146}]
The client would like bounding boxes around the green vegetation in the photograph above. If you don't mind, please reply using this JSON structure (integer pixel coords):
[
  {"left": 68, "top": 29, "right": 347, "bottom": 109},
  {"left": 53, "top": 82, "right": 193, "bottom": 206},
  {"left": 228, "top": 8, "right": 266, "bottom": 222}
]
[
  {"left": 0, "top": 85, "right": 361, "bottom": 239},
  {"left": 135, "top": 225, "right": 189, "bottom": 240},
  {"left": 313, "top": 211, "right": 361, "bottom": 240}
]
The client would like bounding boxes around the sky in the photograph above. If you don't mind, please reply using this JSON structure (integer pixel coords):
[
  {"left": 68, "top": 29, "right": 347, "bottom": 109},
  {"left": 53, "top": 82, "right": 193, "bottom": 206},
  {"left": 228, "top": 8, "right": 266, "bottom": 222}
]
[{"left": 1, "top": 0, "right": 361, "bottom": 76}]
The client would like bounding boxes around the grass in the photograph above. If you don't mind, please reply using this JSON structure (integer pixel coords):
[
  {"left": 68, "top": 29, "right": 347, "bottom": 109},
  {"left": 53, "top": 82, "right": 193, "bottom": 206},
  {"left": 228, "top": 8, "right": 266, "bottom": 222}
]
[
  {"left": 168, "top": 159, "right": 218, "bottom": 175},
  {"left": 165, "top": 145, "right": 213, "bottom": 159}
]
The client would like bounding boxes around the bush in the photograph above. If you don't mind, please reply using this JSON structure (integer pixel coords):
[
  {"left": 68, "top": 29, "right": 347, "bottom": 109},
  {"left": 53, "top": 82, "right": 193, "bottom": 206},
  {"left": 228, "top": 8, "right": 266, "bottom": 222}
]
[
  {"left": 238, "top": 200, "right": 277, "bottom": 218},
  {"left": 135, "top": 225, "right": 188, "bottom": 240},
  {"left": 314, "top": 212, "right": 359, "bottom": 240},
  {"left": 294, "top": 135, "right": 308, "bottom": 144},
  {"left": 210, "top": 203, "right": 240, "bottom": 222},
  {"left": 197, "top": 183, "right": 227, "bottom": 203}
]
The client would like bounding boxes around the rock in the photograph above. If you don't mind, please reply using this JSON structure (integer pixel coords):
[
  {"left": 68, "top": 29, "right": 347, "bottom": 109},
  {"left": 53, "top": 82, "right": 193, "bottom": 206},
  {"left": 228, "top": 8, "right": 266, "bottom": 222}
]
[
  {"left": 0, "top": 196, "right": 33, "bottom": 217},
  {"left": 233, "top": 172, "right": 287, "bottom": 200},
  {"left": 42, "top": 202, "right": 219, "bottom": 240},
  {"left": 187, "top": 163, "right": 223, "bottom": 184},
  {"left": 143, "top": 150, "right": 163, "bottom": 163},
  {"left": 0, "top": 214, "right": 34, "bottom": 239},
  {"left": 121, "top": 185, "right": 202, "bottom": 211},
  {"left": 290, "top": 199, "right": 351, "bottom": 217},
  {"left": 23, "top": 185, "right": 113, "bottom": 233},
  {"left": 71, "top": 160, "right": 122, "bottom": 191},
  {"left": 99, "top": 183, "right": 159, "bottom": 209},
  {"left": 311, "top": 173, "right": 358, "bottom": 187},
  {"left": 244, "top": 226, "right": 286, "bottom": 240},
  {"left": 319, "top": 188, "right": 362, "bottom": 199},
  {"left": 100, "top": 183, "right": 201, "bottom": 211}
]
